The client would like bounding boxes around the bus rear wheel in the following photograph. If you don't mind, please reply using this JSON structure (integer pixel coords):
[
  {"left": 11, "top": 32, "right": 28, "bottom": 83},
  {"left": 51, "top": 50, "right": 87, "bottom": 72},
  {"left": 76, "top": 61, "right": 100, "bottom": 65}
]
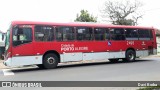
[
  {"left": 42, "top": 53, "right": 59, "bottom": 69},
  {"left": 108, "top": 59, "right": 119, "bottom": 63},
  {"left": 123, "top": 50, "right": 136, "bottom": 62}
]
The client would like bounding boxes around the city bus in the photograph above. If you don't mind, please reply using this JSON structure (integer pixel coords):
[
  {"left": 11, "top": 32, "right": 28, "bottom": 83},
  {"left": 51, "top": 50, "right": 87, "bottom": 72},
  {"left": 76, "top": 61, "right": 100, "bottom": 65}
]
[{"left": 3, "top": 21, "right": 157, "bottom": 69}]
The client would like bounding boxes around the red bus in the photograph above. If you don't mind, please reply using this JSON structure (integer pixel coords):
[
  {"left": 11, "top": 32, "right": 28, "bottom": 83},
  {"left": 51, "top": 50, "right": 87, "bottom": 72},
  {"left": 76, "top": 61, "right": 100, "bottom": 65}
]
[{"left": 3, "top": 21, "right": 157, "bottom": 69}]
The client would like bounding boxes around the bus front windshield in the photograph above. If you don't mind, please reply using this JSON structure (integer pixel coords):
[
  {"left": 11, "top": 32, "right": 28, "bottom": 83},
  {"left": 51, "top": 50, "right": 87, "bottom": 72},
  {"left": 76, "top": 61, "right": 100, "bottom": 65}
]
[{"left": 5, "top": 30, "right": 10, "bottom": 51}]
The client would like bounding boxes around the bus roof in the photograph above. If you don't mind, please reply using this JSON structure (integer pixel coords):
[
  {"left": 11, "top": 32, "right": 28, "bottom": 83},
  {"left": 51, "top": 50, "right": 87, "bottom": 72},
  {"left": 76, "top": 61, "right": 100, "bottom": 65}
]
[{"left": 11, "top": 21, "right": 154, "bottom": 30}]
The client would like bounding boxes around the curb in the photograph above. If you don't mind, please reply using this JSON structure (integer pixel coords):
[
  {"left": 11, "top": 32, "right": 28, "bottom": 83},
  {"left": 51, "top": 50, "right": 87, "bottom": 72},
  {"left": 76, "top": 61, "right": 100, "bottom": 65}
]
[{"left": 0, "top": 60, "right": 9, "bottom": 69}]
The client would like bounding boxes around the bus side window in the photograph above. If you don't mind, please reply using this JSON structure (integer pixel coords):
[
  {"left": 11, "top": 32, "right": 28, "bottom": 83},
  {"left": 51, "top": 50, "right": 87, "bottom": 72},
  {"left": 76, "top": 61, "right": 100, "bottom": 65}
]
[
  {"left": 94, "top": 28, "right": 105, "bottom": 41},
  {"left": 110, "top": 28, "right": 125, "bottom": 40},
  {"left": 56, "top": 28, "right": 62, "bottom": 41},
  {"left": 76, "top": 27, "right": 93, "bottom": 41},
  {"left": 125, "top": 29, "right": 138, "bottom": 40},
  {"left": 35, "top": 25, "right": 54, "bottom": 41},
  {"left": 56, "top": 26, "right": 75, "bottom": 41},
  {"left": 138, "top": 29, "right": 150, "bottom": 40},
  {"left": 106, "top": 28, "right": 110, "bottom": 40}
]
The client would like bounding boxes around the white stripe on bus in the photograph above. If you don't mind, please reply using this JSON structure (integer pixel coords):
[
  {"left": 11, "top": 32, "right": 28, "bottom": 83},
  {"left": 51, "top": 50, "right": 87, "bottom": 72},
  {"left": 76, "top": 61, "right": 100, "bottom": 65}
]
[{"left": 4, "top": 49, "right": 156, "bottom": 67}]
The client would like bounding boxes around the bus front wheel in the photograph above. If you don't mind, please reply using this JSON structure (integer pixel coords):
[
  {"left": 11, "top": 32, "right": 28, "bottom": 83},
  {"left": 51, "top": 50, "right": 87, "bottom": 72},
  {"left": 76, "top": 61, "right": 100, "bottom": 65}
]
[
  {"left": 42, "top": 53, "right": 59, "bottom": 69},
  {"left": 123, "top": 50, "right": 136, "bottom": 62}
]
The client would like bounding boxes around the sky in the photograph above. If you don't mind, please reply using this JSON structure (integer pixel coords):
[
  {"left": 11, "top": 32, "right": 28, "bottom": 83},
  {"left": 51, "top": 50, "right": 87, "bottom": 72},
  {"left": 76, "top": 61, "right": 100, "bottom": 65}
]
[{"left": 0, "top": 0, "right": 160, "bottom": 32}]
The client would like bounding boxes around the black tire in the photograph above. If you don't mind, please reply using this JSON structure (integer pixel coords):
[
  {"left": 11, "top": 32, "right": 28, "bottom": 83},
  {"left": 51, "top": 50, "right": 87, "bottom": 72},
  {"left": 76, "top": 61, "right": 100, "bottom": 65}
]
[
  {"left": 123, "top": 50, "right": 136, "bottom": 62},
  {"left": 108, "top": 59, "right": 119, "bottom": 63},
  {"left": 42, "top": 53, "right": 59, "bottom": 69},
  {"left": 37, "top": 64, "right": 44, "bottom": 69}
]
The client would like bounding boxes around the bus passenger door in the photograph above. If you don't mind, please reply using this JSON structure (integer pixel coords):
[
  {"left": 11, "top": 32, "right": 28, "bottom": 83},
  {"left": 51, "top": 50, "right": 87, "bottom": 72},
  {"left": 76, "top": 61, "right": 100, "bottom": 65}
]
[
  {"left": 11, "top": 25, "right": 35, "bottom": 66},
  {"left": 107, "top": 28, "right": 126, "bottom": 59}
]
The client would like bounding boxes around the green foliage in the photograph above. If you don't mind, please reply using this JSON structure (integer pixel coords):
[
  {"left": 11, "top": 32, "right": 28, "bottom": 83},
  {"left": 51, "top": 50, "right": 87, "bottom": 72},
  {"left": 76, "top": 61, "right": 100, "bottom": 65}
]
[
  {"left": 115, "top": 19, "right": 135, "bottom": 26},
  {"left": 137, "top": 86, "right": 160, "bottom": 90},
  {"left": 75, "top": 10, "right": 97, "bottom": 22}
]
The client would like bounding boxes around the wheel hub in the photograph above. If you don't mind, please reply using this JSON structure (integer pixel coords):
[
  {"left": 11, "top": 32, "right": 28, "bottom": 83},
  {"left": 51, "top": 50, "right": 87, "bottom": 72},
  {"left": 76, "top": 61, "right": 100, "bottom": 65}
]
[
  {"left": 128, "top": 53, "right": 134, "bottom": 60},
  {"left": 47, "top": 57, "right": 55, "bottom": 64}
]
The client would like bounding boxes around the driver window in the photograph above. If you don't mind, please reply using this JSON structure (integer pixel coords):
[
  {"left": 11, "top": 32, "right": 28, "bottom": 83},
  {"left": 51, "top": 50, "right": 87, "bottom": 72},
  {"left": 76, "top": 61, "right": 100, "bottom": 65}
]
[{"left": 12, "top": 25, "right": 32, "bottom": 46}]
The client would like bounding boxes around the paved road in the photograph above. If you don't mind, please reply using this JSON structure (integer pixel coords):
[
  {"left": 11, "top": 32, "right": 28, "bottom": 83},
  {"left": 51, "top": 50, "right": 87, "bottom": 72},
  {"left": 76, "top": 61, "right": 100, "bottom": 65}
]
[
  {"left": 0, "top": 57, "right": 160, "bottom": 90},
  {"left": 0, "top": 57, "right": 160, "bottom": 81}
]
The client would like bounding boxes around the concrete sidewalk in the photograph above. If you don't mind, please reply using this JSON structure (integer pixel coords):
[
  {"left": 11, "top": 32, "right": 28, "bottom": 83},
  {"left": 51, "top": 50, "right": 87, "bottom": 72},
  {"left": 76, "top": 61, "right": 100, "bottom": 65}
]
[
  {"left": 146, "top": 53, "right": 160, "bottom": 58},
  {"left": 0, "top": 60, "right": 8, "bottom": 69}
]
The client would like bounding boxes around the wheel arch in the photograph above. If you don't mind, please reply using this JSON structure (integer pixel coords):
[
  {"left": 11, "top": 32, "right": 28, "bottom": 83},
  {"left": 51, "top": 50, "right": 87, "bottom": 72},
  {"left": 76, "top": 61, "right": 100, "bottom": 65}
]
[
  {"left": 43, "top": 50, "right": 60, "bottom": 63},
  {"left": 122, "top": 47, "right": 136, "bottom": 62},
  {"left": 125, "top": 47, "right": 136, "bottom": 57},
  {"left": 126, "top": 47, "right": 136, "bottom": 53}
]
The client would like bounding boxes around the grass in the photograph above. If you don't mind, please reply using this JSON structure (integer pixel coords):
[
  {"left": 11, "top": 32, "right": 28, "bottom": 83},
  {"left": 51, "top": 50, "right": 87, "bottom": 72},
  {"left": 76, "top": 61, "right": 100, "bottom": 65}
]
[{"left": 137, "top": 86, "right": 160, "bottom": 90}]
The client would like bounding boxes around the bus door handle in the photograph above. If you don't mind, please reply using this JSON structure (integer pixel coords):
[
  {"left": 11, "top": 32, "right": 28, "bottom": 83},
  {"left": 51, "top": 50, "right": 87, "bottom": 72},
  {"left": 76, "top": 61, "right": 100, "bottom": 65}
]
[{"left": 37, "top": 53, "right": 40, "bottom": 55}]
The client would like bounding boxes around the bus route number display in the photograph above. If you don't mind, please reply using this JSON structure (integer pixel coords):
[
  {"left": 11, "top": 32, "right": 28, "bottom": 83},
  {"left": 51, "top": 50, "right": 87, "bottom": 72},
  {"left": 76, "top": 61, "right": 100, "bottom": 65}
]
[{"left": 127, "top": 41, "right": 134, "bottom": 45}]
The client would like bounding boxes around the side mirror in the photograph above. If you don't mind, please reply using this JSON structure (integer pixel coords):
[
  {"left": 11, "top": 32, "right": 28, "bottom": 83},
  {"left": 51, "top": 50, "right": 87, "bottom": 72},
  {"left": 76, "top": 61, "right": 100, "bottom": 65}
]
[{"left": 2, "top": 34, "right": 4, "bottom": 41}]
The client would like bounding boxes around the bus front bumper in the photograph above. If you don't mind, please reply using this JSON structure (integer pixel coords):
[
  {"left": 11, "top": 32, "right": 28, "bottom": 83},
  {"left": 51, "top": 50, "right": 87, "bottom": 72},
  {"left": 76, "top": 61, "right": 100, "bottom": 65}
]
[{"left": 3, "top": 58, "right": 12, "bottom": 67}]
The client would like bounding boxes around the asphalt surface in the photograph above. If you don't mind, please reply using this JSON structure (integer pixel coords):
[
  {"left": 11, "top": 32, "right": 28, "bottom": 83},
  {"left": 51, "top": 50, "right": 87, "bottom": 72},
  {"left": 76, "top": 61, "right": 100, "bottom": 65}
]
[
  {"left": 0, "top": 57, "right": 160, "bottom": 81},
  {"left": 0, "top": 57, "right": 160, "bottom": 90}
]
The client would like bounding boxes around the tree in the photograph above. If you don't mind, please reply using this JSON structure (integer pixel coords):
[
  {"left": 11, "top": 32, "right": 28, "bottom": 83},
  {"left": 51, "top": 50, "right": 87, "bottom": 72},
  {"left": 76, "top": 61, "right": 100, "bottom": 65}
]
[
  {"left": 75, "top": 10, "right": 97, "bottom": 22},
  {"left": 101, "top": 0, "right": 143, "bottom": 25}
]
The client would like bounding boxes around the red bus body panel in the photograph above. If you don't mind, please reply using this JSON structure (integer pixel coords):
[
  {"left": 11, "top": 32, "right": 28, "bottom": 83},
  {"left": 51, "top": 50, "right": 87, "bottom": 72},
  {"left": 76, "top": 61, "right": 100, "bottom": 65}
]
[{"left": 3, "top": 21, "right": 157, "bottom": 67}]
